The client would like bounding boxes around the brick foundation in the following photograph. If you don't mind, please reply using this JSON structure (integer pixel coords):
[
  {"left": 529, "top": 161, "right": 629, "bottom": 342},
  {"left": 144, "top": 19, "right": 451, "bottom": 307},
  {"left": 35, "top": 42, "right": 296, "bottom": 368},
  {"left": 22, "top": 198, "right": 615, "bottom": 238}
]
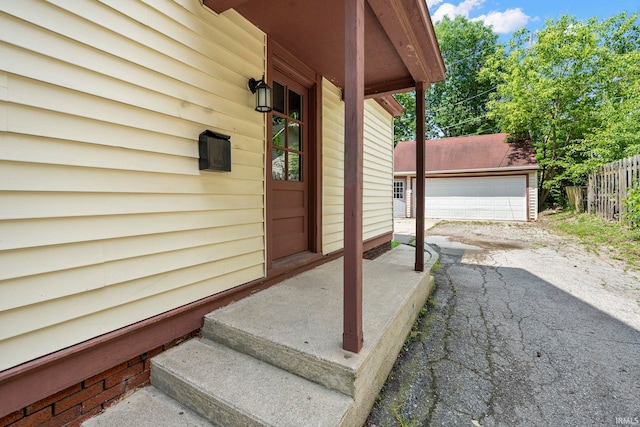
[{"left": 0, "top": 331, "right": 198, "bottom": 427}]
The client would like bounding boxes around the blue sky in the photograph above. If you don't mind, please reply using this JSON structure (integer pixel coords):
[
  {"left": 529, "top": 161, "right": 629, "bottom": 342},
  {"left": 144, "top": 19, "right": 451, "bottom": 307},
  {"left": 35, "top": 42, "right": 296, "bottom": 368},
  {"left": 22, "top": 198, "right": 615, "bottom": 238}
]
[{"left": 427, "top": 0, "right": 640, "bottom": 39}]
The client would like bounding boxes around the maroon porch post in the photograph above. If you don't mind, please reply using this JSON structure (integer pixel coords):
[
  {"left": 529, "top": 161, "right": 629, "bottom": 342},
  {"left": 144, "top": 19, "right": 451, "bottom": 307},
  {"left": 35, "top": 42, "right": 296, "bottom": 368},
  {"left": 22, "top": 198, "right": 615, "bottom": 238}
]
[
  {"left": 415, "top": 82, "right": 426, "bottom": 271},
  {"left": 343, "top": 0, "right": 365, "bottom": 353}
]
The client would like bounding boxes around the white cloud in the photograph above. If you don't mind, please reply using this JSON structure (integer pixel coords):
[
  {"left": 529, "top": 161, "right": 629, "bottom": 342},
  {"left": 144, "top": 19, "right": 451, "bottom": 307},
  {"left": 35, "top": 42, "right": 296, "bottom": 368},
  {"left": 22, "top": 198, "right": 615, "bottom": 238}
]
[
  {"left": 429, "top": 0, "right": 530, "bottom": 34},
  {"left": 432, "top": 0, "right": 485, "bottom": 22},
  {"left": 426, "top": 0, "right": 445, "bottom": 8},
  {"left": 473, "top": 8, "right": 530, "bottom": 34}
]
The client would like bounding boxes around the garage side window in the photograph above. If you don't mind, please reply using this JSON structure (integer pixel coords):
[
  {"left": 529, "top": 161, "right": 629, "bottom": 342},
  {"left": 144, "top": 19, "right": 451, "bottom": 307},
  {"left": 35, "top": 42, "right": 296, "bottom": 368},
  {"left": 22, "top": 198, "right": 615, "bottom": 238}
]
[{"left": 394, "top": 181, "right": 404, "bottom": 199}]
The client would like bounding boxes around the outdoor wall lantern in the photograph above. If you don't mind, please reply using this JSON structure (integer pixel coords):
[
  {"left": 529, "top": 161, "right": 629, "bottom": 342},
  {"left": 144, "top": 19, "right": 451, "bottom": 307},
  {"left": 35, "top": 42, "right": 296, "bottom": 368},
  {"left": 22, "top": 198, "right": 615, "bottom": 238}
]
[{"left": 247, "top": 74, "right": 273, "bottom": 113}]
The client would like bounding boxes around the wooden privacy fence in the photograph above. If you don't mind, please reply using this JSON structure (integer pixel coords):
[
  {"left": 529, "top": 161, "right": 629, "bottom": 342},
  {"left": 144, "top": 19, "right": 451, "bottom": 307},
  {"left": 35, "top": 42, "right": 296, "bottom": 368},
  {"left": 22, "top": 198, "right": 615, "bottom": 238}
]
[{"left": 588, "top": 154, "right": 640, "bottom": 221}]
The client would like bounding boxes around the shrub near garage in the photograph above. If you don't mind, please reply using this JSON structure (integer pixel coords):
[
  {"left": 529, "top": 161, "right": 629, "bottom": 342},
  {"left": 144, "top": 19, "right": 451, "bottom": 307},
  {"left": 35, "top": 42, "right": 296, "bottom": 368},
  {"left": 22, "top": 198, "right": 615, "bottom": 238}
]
[{"left": 623, "top": 182, "right": 640, "bottom": 229}]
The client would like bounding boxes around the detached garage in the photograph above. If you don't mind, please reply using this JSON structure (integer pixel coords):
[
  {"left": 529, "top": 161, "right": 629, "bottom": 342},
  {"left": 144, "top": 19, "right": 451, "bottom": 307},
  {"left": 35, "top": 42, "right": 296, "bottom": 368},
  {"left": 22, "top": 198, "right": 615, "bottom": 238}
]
[{"left": 394, "top": 133, "right": 539, "bottom": 221}]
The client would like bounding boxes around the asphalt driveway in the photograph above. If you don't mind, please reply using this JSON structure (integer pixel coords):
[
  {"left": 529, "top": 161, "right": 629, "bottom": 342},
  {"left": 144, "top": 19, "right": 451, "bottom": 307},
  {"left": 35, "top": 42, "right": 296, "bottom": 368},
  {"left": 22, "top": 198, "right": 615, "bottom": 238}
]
[{"left": 367, "top": 221, "right": 640, "bottom": 427}]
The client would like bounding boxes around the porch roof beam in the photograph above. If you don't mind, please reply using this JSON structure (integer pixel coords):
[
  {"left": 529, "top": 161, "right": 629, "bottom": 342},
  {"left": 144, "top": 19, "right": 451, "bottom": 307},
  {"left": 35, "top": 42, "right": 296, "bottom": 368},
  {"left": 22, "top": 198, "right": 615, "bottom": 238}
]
[
  {"left": 364, "top": 77, "right": 416, "bottom": 98},
  {"left": 366, "top": 0, "right": 445, "bottom": 85}
]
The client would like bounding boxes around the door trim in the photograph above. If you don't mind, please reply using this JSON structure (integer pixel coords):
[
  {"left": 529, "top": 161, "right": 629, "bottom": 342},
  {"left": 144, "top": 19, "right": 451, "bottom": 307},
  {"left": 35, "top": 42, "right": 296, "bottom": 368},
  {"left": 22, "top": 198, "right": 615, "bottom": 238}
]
[{"left": 266, "top": 40, "right": 322, "bottom": 274}]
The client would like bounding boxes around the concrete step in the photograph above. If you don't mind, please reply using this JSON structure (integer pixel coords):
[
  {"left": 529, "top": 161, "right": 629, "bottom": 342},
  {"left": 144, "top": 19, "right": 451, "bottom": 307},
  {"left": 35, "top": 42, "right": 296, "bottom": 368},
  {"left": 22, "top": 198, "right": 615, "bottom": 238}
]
[
  {"left": 83, "top": 246, "right": 434, "bottom": 427},
  {"left": 151, "top": 338, "right": 353, "bottom": 427},
  {"left": 202, "top": 251, "right": 434, "bottom": 424},
  {"left": 82, "top": 386, "right": 212, "bottom": 427}
]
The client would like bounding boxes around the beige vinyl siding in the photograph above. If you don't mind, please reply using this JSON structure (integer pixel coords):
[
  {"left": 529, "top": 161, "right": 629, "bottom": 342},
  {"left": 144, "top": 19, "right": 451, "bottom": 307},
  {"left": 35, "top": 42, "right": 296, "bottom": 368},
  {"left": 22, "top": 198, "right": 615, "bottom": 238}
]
[
  {"left": 363, "top": 100, "right": 394, "bottom": 240},
  {"left": 529, "top": 171, "right": 539, "bottom": 220},
  {"left": 321, "top": 79, "right": 345, "bottom": 254},
  {"left": 321, "top": 79, "right": 394, "bottom": 254},
  {"left": 0, "top": 0, "right": 266, "bottom": 371}
]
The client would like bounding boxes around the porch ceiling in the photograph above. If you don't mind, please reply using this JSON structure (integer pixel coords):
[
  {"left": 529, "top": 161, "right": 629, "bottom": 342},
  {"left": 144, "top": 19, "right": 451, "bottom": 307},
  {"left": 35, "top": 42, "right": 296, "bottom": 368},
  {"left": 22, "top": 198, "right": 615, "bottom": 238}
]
[{"left": 203, "top": 0, "right": 446, "bottom": 96}]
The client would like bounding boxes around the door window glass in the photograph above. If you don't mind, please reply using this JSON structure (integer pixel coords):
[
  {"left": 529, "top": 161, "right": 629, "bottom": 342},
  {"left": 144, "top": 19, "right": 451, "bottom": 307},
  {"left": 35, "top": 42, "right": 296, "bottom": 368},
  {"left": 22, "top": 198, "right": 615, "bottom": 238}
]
[
  {"left": 287, "top": 122, "right": 300, "bottom": 151},
  {"left": 273, "top": 81, "right": 285, "bottom": 114},
  {"left": 394, "top": 181, "right": 405, "bottom": 199},
  {"left": 272, "top": 149, "right": 285, "bottom": 180},
  {"left": 288, "top": 90, "right": 302, "bottom": 120},
  {"left": 272, "top": 116, "right": 285, "bottom": 147},
  {"left": 288, "top": 153, "right": 301, "bottom": 181},
  {"left": 271, "top": 80, "right": 304, "bottom": 182}
]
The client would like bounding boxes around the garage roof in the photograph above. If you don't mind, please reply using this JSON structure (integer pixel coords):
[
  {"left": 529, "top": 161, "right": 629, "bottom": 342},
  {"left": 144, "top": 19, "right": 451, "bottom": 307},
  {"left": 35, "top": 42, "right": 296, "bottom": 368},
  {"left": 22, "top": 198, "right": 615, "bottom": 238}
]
[{"left": 394, "top": 133, "right": 539, "bottom": 174}]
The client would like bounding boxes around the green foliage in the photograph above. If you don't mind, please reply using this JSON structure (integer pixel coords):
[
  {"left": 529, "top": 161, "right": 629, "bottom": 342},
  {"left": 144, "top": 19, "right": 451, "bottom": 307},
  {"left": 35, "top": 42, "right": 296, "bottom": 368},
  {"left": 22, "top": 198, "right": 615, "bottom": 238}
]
[
  {"left": 393, "top": 16, "right": 502, "bottom": 142},
  {"left": 390, "top": 406, "right": 415, "bottom": 427},
  {"left": 484, "top": 12, "right": 640, "bottom": 208},
  {"left": 571, "top": 14, "right": 640, "bottom": 178},
  {"left": 623, "top": 183, "right": 640, "bottom": 229},
  {"left": 393, "top": 91, "right": 417, "bottom": 144},
  {"left": 581, "top": 50, "right": 640, "bottom": 168},
  {"left": 426, "top": 16, "right": 502, "bottom": 138}
]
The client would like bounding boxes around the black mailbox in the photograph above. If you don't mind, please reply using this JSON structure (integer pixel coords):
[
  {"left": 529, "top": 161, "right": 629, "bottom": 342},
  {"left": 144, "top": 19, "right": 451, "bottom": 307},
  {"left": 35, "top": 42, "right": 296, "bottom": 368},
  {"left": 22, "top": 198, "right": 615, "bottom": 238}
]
[{"left": 199, "top": 130, "right": 231, "bottom": 171}]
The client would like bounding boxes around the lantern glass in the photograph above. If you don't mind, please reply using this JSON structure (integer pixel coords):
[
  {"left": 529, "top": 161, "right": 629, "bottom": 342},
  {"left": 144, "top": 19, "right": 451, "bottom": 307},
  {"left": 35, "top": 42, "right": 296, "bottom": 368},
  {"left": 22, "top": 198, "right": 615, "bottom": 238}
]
[
  {"left": 255, "top": 83, "right": 272, "bottom": 113},
  {"left": 248, "top": 75, "right": 273, "bottom": 113}
]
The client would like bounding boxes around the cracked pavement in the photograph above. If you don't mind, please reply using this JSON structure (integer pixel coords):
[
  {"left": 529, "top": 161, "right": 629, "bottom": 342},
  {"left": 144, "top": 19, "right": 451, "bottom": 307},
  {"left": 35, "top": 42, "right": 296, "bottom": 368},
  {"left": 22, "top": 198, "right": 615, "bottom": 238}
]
[{"left": 367, "top": 221, "right": 640, "bottom": 427}]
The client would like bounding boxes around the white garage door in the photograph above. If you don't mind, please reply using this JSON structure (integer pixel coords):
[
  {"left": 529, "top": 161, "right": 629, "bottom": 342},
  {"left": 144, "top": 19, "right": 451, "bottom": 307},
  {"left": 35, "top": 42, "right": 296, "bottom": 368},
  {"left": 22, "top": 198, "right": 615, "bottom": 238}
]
[{"left": 413, "top": 176, "right": 527, "bottom": 221}]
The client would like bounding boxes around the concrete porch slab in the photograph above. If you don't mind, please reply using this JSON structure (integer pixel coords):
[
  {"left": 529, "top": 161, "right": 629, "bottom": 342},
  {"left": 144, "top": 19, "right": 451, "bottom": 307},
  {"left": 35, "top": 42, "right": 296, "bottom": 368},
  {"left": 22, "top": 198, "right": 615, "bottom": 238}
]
[{"left": 203, "top": 244, "right": 436, "bottom": 425}]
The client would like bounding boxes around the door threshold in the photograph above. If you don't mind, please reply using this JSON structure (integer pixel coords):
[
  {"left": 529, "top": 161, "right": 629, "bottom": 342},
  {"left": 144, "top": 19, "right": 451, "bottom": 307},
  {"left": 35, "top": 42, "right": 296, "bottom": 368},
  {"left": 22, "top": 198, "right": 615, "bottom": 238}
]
[{"left": 269, "top": 251, "right": 323, "bottom": 278}]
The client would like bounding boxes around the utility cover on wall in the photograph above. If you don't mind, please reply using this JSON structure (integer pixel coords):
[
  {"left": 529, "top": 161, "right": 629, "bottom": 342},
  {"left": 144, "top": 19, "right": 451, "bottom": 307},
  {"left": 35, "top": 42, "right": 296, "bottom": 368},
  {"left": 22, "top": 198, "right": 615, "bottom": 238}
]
[{"left": 199, "top": 130, "right": 231, "bottom": 172}]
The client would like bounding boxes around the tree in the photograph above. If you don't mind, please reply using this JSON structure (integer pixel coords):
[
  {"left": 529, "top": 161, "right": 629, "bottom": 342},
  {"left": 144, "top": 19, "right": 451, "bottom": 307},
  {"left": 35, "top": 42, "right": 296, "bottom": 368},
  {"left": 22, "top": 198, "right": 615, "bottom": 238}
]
[
  {"left": 484, "top": 13, "right": 640, "bottom": 208},
  {"left": 427, "top": 16, "right": 502, "bottom": 138},
  {"left": 581, "top": 15, "right": 640, "bottom": 170},
  {"left": 393, "top": 16, "right": 502, "bottom": 142},
  {"left": 393, "top": 91, "right": 416, "bottom": 145}
]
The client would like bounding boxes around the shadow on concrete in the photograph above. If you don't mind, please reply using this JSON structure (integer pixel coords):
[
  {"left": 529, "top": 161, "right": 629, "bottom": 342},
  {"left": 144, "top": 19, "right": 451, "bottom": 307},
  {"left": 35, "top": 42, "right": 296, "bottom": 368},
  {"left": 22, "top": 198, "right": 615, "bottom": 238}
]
[{"left": 367, "top": 244, "right": 640, "bottom": 427}]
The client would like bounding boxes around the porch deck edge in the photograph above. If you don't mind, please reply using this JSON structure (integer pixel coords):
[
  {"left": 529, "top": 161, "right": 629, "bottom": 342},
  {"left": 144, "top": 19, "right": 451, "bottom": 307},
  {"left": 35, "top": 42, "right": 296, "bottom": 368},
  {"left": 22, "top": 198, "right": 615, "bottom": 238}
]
[{"left": 202, "top": 245, "right": 436, "bottom": 425}]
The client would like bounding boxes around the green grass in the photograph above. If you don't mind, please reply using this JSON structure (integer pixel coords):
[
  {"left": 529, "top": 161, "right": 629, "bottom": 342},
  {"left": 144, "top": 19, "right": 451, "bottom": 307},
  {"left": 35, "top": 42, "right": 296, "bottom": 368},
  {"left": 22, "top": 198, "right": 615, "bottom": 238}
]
[
  {"left": 540, "top": 211, "right": 640, "bottom": 270},
  {"left": 391, "top": 240, "right": 401, "bottom": 249},
  {"left": 390, "top": 406, "right": 416, "bottom": 427}
]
